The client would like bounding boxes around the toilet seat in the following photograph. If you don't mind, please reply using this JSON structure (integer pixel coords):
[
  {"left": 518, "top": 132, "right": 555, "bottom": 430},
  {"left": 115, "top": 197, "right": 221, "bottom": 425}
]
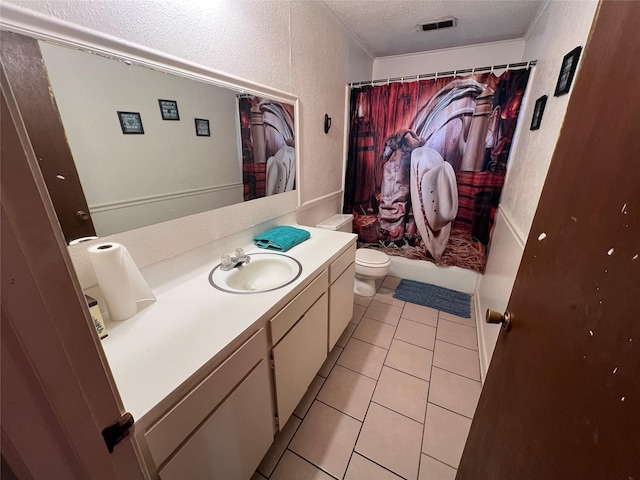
[
  {"left": 354, "top": 249, "right": 390, "bottom": 296},
  {"left": 356, "top": 249, "right": 390, "bottom": 267}
]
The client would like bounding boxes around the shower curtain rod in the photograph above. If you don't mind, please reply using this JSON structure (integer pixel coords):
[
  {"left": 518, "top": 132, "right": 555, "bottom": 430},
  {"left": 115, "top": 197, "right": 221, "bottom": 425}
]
[{"left": 349, "top": 59, "right": 537, "bottom": 88}]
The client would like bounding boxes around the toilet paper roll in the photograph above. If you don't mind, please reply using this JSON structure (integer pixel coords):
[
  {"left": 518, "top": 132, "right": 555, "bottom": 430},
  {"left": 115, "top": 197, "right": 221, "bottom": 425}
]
[{"left": 87, "top": 242, "right": 156, "bottom": 322}]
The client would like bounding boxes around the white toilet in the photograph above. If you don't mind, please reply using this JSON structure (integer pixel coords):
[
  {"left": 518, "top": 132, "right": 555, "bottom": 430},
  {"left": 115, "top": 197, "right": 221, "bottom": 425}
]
[
  {"left": 316, "top": 214, "right": 391, "bottom": 297},
  {"left": 353, "top": 249, "right": 390, "bottom": 297}
]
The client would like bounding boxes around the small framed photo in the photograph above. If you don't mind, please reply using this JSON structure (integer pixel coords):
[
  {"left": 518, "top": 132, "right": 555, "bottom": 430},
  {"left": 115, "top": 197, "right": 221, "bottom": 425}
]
[
  {"left": 158, "top": 99, "right": 180, "bottom": 120},
  {"left": 117, "top": 111, "right": 144, "bottom": 134},
  {"left": 530, "top": 95, "right": 547, "bottom": 131},
  {"left": 195, "top": 118, "right": 210, "bottom": 137},
  {"left": 554, "top": 46, "right": 582, "bottom": 97}
]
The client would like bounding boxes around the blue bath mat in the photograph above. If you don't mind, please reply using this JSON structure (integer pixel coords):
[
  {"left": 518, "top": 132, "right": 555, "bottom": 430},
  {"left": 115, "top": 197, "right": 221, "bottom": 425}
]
[{"left": 393, "top": 279, "right": 472, "bottom": 318}]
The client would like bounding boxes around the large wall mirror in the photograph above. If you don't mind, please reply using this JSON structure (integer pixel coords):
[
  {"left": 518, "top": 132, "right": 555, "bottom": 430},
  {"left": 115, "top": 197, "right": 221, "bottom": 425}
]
[{"left": 1, "top": 31, "right": 297, "bottom": 243}]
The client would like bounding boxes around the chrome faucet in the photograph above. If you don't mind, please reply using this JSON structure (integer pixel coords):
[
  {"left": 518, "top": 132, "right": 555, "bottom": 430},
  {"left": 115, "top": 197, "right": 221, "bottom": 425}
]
[{"left": 220, "top": 247, "right": 251, "bottom": 271}]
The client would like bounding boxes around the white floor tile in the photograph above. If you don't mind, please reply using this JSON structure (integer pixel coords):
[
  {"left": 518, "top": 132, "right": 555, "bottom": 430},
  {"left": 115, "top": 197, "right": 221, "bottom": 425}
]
[
  {"left": 345, "top": 453, "right": 404, "bottom": 480},
  {"left": 429, "top": 367, "right": 481, "bottom": 419},
  {"left": 385, "top": 339, "right": 433, "bottom": 381},
  {"left": 419, "top": 454, "right": 457, "bottom": 480},
  {"left": 395, "top": 318, "right": 436, "bottom": 350},
  {"left": 364, "top": 300, "right": 403, "bottom": 326},
  {"left": 355, "top": 403, "right": 422, "bottom": 480},
  {"left": 352, "top": 317, "right": 396, "bottom": 349},
  {"left": 422, "top": 403, "right": 472, "bottom": 469},
  {"left": 373, "top": 366, "right": 429, "bottom": 423},
  {"left": 317, "top": 365, "right": 376, "bottom": 421},
  {"left": 270, "top": 450, "right": 334, "bottom": 480},
  {"left": 337, "top": 338, "right": 387, "bottom": 380},
  {"left": 433, "top": 340, "right": 481, "bottom": 381},
  {"left": 289, "top": 401, "right": 361, "bottom": 479},
  {"left": 437, "top": 319, "right": 478, "bottom": 350},
  {"left": 402, "top": 302, "right": 439, "bottom": 327}
]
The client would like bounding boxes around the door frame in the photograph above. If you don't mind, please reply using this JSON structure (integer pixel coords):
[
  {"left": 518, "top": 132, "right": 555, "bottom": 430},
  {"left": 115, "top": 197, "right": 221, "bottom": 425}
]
[{"left": 1, "top": 52, "right": 147, "bottom": 479}]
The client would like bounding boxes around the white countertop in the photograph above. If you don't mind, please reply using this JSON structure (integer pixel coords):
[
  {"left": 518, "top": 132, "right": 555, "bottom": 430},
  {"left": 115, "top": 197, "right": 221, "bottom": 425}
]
[{"left": 97, "top": 225, "right": 356, "bottom": 422}]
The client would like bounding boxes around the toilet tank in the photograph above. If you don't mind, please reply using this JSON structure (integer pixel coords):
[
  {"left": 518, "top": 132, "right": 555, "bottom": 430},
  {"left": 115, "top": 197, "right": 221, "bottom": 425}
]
[{"left": 316, "top": 214, "right": 353, "bottom": 233}]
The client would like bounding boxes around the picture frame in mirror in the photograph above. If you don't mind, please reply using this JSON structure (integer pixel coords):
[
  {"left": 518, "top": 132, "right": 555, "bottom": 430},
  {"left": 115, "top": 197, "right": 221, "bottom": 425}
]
[
  {"left": 158, "top": 99, "right": 180, "bottom": 120},
  {"left": 195, "top": 118, "right": 210, "bottom": 136},
  {"left": 117, "top": 111, "right": 144, "bottom": 134}
]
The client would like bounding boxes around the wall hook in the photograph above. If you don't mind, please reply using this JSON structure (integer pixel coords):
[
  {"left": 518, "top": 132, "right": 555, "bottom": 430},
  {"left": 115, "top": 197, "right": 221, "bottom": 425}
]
[{"left": 324, "top": 114, "right": 332, "bottom": 134}]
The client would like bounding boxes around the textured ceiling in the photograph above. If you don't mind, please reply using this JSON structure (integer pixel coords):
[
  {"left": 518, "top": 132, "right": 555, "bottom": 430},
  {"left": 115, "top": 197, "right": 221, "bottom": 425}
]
[{"left": 322, "top": 0, "right": 547, "bottom": 57}]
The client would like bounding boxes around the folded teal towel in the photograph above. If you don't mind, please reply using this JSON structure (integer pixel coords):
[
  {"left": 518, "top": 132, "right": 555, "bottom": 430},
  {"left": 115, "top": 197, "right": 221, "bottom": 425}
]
[{"left": 254, "top": 226, "right": 310, "bottom": 252}]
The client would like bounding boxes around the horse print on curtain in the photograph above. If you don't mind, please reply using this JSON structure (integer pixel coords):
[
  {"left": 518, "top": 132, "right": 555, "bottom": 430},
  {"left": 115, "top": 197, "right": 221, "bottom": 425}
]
[{"left": 343, "top": 69, "right": 530, "bottom": 273}]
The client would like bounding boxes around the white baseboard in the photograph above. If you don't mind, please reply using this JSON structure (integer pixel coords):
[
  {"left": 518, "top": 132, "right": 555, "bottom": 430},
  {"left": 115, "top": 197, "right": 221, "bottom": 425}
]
[{"left": 474, "top": 292, "right": 490, "bottom": 383}]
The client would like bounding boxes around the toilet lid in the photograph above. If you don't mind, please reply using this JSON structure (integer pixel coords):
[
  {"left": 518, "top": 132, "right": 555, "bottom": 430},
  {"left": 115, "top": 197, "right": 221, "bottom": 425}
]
[{"left": 356, "top": 248, "right": 390, "bottom": 266}]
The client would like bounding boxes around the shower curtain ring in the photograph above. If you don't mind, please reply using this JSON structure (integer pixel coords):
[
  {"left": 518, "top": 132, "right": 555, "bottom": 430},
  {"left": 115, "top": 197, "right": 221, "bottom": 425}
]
[{"left": 453, "top": 70, "right": 457, "bottom": 78}]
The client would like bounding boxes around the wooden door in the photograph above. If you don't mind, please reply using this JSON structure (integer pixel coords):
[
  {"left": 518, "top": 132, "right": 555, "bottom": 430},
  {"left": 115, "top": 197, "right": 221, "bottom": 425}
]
[
  {"left": 1, "top": 62, "right": 146, "bottom": 478},
  {"left": 458, "top": 2, "right": 640, "bottom": 478},
  {"left": 1, "top": 31, "right": 96, "bottom": 243}
]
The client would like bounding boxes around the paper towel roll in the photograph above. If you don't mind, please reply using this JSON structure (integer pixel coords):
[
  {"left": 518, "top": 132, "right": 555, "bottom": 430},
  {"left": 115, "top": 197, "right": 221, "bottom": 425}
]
[{"left": 87, "top": 242, "right": 156, "bottom": 322}]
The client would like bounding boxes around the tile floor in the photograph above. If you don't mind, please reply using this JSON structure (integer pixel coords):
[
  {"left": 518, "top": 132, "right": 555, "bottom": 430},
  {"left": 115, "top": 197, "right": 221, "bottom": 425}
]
[{"left": 253, "top": 276, "right": 482, "bottom": 480}]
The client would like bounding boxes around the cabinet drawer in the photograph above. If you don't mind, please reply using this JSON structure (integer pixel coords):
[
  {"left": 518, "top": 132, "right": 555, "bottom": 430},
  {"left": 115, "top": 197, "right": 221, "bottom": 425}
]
[
  {"left": 329, "top": 262, "right": 355, "bottom": 351},
  {"left": 272, "top": 292, "right": 328, "bottom": 428},
  {"left": 145, "top": 328, "right": 269, "bottom": 467},
  {"left": 159, "top": 359, "right": 273, "bottom": 480},
  {"left": 329, "top": 243, "right": 356, "bottom": 284},
  {"left": 270, "top": 269, "right": 328, "bottom": 344}
]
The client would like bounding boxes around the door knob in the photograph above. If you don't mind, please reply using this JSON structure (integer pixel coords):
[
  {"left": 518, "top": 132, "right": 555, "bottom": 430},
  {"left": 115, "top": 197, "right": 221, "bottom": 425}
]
[
  {"left": 486, "top": 309, "right": 512, "bottom": 331},
  {"left": 76, "top": 210, "right": 90, "bottom": 222}
]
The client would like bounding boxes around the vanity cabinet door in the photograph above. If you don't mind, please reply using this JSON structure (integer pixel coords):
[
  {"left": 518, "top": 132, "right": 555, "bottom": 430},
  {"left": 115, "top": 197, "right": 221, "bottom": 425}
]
[
  {"left": 272, "top": 292, "right": 328, "bottom": 429},
  {"left": 329, "top": 262, "right": 355, "bottom": 351},
  {"left": 158, "top": 359, "right": 273, "bottom": 480}
]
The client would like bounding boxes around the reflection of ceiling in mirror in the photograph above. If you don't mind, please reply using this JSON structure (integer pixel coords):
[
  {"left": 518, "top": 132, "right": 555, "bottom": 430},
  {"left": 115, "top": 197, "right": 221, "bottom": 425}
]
[{"left": 38, "top": 41, "right": 296, "bottom": 239}]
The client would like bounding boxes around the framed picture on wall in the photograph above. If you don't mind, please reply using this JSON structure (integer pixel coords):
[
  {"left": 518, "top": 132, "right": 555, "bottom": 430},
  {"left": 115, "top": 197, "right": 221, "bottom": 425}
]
[
  {"left": 195, "top": 118, "right": 210, "bottom": 136},
  {"left": 117, "top": 111, "right": 144, "bottom": 134},
  {"left": 158, "top": 99, "right": 180, "bottom": 120},
  {"left": 530, "top": 95, "right": 547, "bottom": 130},
  {"left": 554, "top": 46, "right": 582, "bottom": 96}
]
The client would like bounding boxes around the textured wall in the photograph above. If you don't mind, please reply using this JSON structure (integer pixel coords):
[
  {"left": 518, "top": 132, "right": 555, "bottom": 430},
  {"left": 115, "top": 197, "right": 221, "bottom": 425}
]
[
  {"left": 476, "top": 0, "right": 599, "bottom": 378},
  {"left": 372, "top": 39, "right": 526, "bottom": 79},
  {"left": 6, "top": 0, "right": 366, "bottom": 285},
  {"left": 290, "top": 1, "right": 349, "bottom": 204},
  {"left": 500, "top": 0, "right": 599, "bottom": 239}
]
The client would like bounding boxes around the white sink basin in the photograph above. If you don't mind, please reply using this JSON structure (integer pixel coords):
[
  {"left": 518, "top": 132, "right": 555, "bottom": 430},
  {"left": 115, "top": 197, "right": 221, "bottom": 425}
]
[{"left": 209, "top": 252, "right": 302, "bottom": 294}]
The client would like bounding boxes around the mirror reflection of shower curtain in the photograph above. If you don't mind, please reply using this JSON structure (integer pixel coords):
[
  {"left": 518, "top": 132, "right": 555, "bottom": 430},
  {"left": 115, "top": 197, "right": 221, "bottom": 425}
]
[
  {"left": 266, "top": 145, "right": 295, "bottom": 195},
  {"left": 343, "top": 69, "right": 530, "bottom": 273},
  {"left": 238, "top": 96, "right": 296, "bottom": 201}
]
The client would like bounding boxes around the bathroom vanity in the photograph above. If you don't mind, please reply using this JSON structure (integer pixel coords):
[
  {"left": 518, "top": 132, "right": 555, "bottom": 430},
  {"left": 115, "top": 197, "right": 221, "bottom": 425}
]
[{"left": 96, "top": 226, "right": 356, "bottom": 479}]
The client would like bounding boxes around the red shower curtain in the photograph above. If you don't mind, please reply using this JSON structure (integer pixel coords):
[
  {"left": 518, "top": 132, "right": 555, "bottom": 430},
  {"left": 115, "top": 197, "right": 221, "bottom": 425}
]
[{"left": 344, "top": 69, "right": 530, "bottom": 273}]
